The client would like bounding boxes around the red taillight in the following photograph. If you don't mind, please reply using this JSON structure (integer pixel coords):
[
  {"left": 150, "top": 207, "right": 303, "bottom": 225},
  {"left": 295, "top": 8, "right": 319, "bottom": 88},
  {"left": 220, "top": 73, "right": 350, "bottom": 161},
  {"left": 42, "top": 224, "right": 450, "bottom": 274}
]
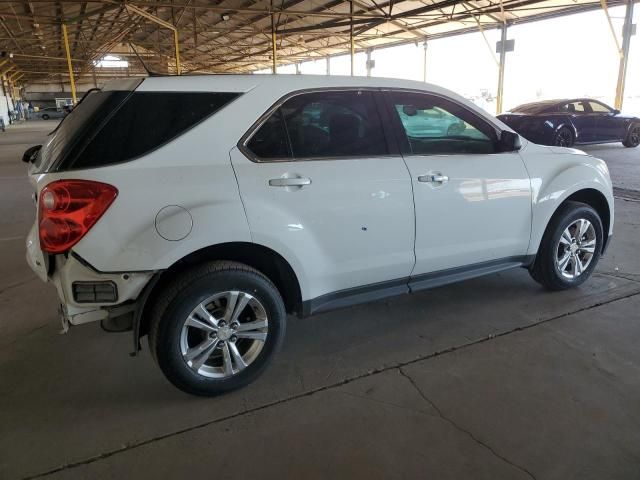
[{"left": 38, "top": 180, "right": 118, "bottom": 254}]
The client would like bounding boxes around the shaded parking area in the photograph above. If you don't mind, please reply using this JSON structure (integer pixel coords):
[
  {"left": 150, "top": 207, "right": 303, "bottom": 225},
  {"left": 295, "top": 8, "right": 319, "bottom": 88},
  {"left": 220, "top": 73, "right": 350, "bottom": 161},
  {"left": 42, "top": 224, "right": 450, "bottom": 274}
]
[{"left": 1, "top": 120, "right": 640, "bottom": 479}]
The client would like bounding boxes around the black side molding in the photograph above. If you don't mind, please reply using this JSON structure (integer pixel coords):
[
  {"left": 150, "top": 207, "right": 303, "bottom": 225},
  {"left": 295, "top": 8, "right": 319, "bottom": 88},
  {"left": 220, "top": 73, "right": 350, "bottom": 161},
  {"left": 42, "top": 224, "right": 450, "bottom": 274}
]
[{"left": 301, "top": 256, "right": 535, "bottom": 318}]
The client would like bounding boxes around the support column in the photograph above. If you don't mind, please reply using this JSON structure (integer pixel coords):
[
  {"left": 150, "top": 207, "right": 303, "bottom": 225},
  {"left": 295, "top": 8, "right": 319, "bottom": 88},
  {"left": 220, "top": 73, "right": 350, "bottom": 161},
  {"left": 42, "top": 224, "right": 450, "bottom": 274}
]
[
  {"left": 615, "top": 0, "right": 635, "bottom": 110},
  {"left": 422, "top": 40, "right": 428, "bottom": 82},
  {"left": 271, "top": 13, "right": 277, "bottom": 74},
  {"left": 496, "top": 23, "right": 507, "bottom": 115},
  {"left": 366, "top": 48, "right": 372, "bottom": 77},
  {"left": 350, "top": 1, "right": 355, "bottom": 76},
  {"left": 61, "top": 24, "right": 77, "bottom": 104},
  {"left": 326, "top": 56, "right": 330, "bottom": 75}
]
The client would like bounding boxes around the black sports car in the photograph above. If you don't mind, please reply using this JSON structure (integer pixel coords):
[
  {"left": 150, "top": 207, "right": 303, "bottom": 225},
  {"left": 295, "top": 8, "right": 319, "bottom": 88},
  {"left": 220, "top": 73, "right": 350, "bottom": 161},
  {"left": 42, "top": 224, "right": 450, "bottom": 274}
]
[{"left": 498, "top": 98, "right": 640, "bottom": 148}]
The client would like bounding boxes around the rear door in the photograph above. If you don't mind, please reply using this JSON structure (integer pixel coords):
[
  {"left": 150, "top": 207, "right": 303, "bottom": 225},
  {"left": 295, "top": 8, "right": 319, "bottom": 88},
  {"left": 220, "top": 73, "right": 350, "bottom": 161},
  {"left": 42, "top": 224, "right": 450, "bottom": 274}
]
[
  {"left": 383, "top": 90, "right": 532, "bottom": 279},
  {"left": 231, "top": 89, "right": 416, "bottom": 301},
  {"left": 564, "top": 100, "right": 599, "bottom": 142}
]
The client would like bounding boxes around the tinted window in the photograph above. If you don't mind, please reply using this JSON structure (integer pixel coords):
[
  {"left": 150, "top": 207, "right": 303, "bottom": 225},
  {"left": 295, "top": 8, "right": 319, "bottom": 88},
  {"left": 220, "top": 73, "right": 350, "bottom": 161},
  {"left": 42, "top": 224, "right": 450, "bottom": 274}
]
[
  {"left": 389, "top": 93, "right": 496, "bottom": 155},
  {"left": 589, "top": 101, "right": 612, "bottom": 113},
  {"left": 246, "top": 109, "right": 290, "bottom": 159},
  {"left": 70, "top": 92, "right": 240, "bottom": 169},
  {"left": 560, "top": 101, "right": 589, "bottom": 113},
  {"left": 36, "top": 90, "right": 129, "bottom": 172},
  {"left": 282, "top": 90, "right": 387, "bottom": 158}
]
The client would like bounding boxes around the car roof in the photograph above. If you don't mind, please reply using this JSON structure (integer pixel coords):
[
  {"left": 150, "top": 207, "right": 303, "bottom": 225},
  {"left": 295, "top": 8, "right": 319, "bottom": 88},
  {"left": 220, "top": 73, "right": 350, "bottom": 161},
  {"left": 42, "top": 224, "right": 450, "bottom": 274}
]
[{"left": 114, "top": 74, "right": 453, "bottom": 97}]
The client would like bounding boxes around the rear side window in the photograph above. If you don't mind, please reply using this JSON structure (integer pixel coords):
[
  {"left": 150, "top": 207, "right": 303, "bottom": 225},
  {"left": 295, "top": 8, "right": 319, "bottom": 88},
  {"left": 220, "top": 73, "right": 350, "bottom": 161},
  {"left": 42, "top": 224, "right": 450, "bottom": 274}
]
[
  {"left": 68, "top": 92, "right": 240, "bottom": 169},
  {"left": 245, "top": 90, "right": 388, "bottom": 160}
]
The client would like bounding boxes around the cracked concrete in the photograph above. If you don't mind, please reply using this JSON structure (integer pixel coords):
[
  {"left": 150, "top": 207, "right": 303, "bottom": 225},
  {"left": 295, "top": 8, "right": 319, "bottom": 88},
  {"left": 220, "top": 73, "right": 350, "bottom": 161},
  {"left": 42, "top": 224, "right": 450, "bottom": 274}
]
[
  {"left": 398, "top": 368, "right": 537, "bottom": 480},
  {"left": 2, "top": 122, "right": 640, "bottom": 479}
]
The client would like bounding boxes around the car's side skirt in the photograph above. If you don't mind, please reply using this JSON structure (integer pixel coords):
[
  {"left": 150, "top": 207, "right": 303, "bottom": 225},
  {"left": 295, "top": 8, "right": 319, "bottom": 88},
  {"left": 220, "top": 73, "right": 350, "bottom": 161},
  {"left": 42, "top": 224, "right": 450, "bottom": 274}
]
[{"left": 301, "top": 255, "right": 535, "bottom": 317}]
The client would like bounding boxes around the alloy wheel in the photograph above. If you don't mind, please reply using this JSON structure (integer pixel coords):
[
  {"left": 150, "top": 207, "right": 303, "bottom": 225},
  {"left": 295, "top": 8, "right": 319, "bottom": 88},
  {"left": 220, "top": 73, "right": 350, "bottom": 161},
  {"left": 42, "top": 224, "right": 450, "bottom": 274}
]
[
  {"left": 629, "top": 126, "right": 640, "bottom": 146},
  {"left": 555, "top": 218, "right": 597, "bottom": 279},
  {"left": 179, "top": 291, "right": 269, "bottom": 378},
  {"left": 554, "top": 129, "right": 573, "bottom": 147}
]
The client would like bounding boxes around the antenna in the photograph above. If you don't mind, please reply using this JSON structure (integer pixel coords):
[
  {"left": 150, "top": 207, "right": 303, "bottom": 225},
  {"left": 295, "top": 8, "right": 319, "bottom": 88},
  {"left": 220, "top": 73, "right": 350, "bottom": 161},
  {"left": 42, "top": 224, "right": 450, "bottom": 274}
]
[{"left": 128, "top": 43, "right": 162, "bottom": 77}]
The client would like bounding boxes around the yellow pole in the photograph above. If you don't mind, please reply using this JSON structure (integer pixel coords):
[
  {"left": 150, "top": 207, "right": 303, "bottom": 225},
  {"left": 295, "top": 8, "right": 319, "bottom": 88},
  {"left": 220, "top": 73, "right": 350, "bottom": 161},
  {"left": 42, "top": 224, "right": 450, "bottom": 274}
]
[
  {"left": 62, "top": 24, "right": 77, "bottom": 104},
  {"left": 126, "top": 5, "right": 181, "bottom": 75},
  {"left": 173, "top": 30, "right": 181, "bottom": 75}
]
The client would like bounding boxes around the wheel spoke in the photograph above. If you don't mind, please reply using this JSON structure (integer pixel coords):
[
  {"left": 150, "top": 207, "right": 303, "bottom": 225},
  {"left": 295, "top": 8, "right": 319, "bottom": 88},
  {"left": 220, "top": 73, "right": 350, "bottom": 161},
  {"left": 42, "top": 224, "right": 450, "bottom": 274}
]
[
  {"left": 228, "top": 342, "right": 248, "bottom": 371},
  {"left": 222, "top": 343, "right": 234, "bottom": 376},
  {"left": 580, "top": 239, "right": 596, "bottom": 254},
  {"left": 193, "top": 303, "right": 218, "bottom": 327},
  {"left": 224, "top": 291, "right": 252, "bottom": 324},
  {"left": 572, "top": 256, "right": 583, "bottom": 276},
  {"left": 558, "top": 251, "right": 571, "bottom": 271},
  {"left": 235, "top": 319, "right": 268, "bottom": 332},
  {"left": 560, "top": 229, "right": 572, "bottom": 246},
  {"left": 235, "top": 331, "right": 267, "bottom": 342},
  {"left": 578, "top": 219, "right": 591, "bottom": 239},
  {"left": 185, "top": 315, "right": 217, "bottom": 333},
  {"left": 186, "top": 338, "right": 219, "bottom": 371}
]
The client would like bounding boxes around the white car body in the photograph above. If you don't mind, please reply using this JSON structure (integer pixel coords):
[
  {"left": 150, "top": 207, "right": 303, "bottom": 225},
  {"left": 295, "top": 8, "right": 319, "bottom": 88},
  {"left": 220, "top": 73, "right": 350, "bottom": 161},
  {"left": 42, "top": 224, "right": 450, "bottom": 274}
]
[{"left": 25, "top": 74, "right": 614, "bottom": 332}]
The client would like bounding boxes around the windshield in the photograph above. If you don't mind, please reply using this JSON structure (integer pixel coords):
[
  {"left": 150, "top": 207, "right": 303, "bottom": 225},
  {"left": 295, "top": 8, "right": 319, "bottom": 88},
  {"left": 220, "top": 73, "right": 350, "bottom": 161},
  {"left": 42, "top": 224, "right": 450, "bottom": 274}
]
[{"left": 34, "top": 90, "right": 130, "bottom": 172}]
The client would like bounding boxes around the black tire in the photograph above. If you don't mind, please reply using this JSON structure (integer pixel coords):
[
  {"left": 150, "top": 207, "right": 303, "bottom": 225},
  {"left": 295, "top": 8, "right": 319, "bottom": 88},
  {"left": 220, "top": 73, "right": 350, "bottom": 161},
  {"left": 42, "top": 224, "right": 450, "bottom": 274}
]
[
  {"left": 529, "top": 201, "right": 603, "bottom": 290},
  {"left": 41, "top": 114, "right": 49, "bottom": 120},
  {"left": 553, "top": 127, "right": 574, "bottom": 147},
  {"left": 148, "top": 261, "right": 286, "bottom": 396},
  {"left": 622, "top": 123, "right": 640, "bottom": 148}
]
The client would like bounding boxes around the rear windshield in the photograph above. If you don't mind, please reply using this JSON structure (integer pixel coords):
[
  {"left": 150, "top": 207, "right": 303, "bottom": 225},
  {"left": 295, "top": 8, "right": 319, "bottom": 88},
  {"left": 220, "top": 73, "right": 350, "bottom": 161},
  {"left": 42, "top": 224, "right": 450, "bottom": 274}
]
[{"left": 37, "top": 90, "right": 241, "bottom": 172}]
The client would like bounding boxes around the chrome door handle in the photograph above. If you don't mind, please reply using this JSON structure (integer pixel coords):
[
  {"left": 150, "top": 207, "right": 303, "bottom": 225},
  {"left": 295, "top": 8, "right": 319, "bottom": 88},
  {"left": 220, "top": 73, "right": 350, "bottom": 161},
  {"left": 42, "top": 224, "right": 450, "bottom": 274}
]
[
  {"left": 418, "top": 174, "right": 449, "bottom": 184},
  {"left": 268, "top": 177, "right": 311, "bottom": 187}
]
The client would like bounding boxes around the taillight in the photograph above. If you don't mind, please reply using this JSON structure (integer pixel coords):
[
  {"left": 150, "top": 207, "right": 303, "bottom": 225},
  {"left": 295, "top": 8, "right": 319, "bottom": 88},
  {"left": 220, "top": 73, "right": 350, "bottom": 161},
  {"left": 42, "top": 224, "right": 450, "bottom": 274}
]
[{"left": 38, "top": 180, "right": 118, "bottom": 254}]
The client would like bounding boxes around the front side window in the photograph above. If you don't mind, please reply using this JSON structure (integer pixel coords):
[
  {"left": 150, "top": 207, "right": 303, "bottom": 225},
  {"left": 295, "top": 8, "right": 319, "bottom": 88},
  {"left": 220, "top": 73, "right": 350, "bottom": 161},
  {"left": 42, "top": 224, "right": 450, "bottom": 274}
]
[
  {"left": 245, "top": 90, "right": 388, "bottom": 160},
  {"left": 389, "top": 92, "right": 496, "bottom": 155},
  {"left": 246, "top": 109, "right": 290, "bottom": 159},
  {"left": 589, "top": 101, "right": 612, "bottom": 113}
]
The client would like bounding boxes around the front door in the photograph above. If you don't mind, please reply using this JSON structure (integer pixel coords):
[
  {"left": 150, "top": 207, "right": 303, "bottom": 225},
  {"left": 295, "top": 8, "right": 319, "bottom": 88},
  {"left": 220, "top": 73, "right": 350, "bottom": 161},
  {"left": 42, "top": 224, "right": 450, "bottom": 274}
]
[
  {"left": 383, "top": 91, "right": 532, "bottom": 279},
  {"left": 231, "top": 89, "right": 416, "bottom": 301}
]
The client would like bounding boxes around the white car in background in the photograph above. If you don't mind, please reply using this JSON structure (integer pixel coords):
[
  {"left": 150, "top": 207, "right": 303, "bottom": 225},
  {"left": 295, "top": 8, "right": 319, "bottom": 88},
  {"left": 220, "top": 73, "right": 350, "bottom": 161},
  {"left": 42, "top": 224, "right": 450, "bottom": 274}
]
[{"left": 23, "top": 75, "right": 614, "bottom": 396}]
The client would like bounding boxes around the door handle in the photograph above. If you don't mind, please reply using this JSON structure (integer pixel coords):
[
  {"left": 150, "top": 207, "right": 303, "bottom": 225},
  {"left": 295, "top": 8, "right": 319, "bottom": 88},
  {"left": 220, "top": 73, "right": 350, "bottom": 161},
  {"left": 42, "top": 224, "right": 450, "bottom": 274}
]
[
  {"left": 418, "top": 174, "right": 449, "bottom": 184},
  {"left": 268, "top": 177, "right": 311, "bottom": 187}
]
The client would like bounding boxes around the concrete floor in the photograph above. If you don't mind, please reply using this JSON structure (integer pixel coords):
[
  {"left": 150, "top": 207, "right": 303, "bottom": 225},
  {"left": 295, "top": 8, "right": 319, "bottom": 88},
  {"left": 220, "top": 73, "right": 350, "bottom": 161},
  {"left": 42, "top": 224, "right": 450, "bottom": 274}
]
[{"left": 1, "top": 121, "right": 639, "bottom": 479}]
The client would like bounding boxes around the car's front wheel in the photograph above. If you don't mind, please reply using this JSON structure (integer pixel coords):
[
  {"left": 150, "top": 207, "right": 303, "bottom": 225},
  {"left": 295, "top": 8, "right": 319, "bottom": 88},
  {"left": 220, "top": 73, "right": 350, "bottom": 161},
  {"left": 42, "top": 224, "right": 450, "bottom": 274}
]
[
  {"left": 623, "top": 123, "right": 640, "bottom": 148},
  {"left": 149, "top": 261, "right": 286, "bottom": 396},
  {"left": 553, "top": 127, "right": 574, "bottom": 147},
  {"left": 41, "top": 114, "right": 49, "bottom": 120},
  {"left": 529, "top": 201, "right": 603, "bottom": 290}
]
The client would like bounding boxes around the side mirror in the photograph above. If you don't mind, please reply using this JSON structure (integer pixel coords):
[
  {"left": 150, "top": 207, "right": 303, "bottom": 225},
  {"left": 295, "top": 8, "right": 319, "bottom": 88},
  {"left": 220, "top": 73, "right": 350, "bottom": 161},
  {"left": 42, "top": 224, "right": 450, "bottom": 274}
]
[
  {"left": 22, "top": 145, "right": 42, "bottom": 164},
  {"left": 613, "top": 109, "right": 621, "bottom": 115},
  {"left": 498, "top": 131, "right": 521, "bottom": 152}
]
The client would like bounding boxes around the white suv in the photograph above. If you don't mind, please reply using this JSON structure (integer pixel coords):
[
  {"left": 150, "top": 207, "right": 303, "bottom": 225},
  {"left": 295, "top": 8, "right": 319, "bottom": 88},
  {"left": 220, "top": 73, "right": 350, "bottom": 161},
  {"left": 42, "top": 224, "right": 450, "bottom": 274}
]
[{"left": 24, "top": 75, "right": 614, "bottom": 395}]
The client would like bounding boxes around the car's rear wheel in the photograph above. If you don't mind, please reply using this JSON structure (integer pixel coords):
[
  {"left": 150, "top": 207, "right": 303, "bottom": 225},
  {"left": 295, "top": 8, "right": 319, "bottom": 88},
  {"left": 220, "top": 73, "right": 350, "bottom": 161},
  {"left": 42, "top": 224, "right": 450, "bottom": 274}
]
[
  {"left": 41, "top": 114, "right": 49, "bottom": 120},
  {"left": 529, "top": 201, "right": 603, "bottom": 290},
  {"left": 149, "top": 261, "right": 286, "bottom": 396},
  {"left": 623, "top": 123, "right": 640, "bottom": 148},
  {"left": 553, "top": 127, "right": 574, "bottom": 147}
]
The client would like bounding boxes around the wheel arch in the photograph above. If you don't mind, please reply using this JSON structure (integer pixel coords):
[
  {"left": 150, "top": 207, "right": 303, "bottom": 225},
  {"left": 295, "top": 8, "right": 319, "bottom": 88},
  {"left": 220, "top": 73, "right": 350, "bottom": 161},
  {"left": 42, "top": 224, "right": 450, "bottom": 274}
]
[
  {"left": 136, "top": 242, "right": 303, "bottom": 344},
  {"left": 554, "top": 119, "right": 577, "bottom": 142},
  {"left": 530, "top": 185, "right": 613, "bottom": 257}
]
